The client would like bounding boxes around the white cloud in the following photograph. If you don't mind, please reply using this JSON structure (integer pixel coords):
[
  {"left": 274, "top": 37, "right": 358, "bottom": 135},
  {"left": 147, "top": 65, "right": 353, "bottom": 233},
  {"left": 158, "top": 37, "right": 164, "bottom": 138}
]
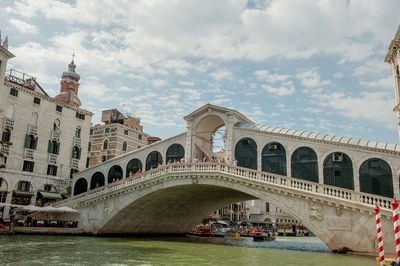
[
  {"left": 263, "top": 84, "right": 295, "bottom": 96},
  {"left": 254, "top": 69, "right": 290, "bottom": 83},
  {"left": 296, "top": 69, "right": 330, "bottom": 88},
  {"left": 210, "top": 69, "right": 233, "bottom": 80},
  {"left": 8, "top": 18, "right": 39, "bottom": 34}
]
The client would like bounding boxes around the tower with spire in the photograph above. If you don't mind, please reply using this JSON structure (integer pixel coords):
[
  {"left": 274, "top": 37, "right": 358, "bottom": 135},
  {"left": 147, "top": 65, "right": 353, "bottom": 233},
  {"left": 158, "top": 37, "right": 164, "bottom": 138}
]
[
  {"left": 54, "top": 54, "right": 82, "bottom": 108},
  {"left": 0, "top": 30, "right": 15, "bottom": 81}
]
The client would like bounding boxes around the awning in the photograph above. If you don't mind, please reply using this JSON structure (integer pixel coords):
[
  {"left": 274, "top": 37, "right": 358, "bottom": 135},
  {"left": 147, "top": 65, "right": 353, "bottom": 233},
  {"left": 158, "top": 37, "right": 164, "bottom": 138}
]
[
  {"left": 13, "top": 191, "right": 34, "bottom": 197},
  {"left": 38, "top": 191, "right": 63, "bottom": 200}
]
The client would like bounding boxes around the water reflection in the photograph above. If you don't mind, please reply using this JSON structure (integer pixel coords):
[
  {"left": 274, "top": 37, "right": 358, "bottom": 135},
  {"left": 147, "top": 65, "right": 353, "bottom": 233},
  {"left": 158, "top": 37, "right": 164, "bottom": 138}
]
[{"left": 0, "top": 235, "right": 377, "bottom": 266}]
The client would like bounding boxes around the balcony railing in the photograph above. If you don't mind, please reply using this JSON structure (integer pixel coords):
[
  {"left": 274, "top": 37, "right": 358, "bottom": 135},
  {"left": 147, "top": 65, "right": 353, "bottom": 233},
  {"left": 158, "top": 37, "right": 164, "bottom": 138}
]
[
  {"left": 28, "top": 124, "right": 38, "bottom": 135},
  {"left": 71, "top": 158, "right": 80, "bottom": 169},
  {"left": 24, "top": 148, "right": 34, "bottom": 158},
  {"left": 0, "top": 144, "right": 10, "bottom": 155},
  {"left": 51, "top": 130, "right": 61, "bottom": 141},
  {"left": 73, "top": 137, "right": 81, "bottom": 147},
  {"left": 48, "top": 154, "right": 58, "bottom": 164},
  {"left": 5, "top": 69, "right": 37, "bottom": 90},
  {"left": 3, "top": 117, "right": 14, "bottom": 129}
]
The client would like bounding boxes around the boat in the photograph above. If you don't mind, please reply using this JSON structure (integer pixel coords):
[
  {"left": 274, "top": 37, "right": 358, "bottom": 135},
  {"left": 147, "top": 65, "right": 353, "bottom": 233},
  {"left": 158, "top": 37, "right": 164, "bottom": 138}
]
[{"left": 253, "top": 231, "right": 275, "bottom": 241}]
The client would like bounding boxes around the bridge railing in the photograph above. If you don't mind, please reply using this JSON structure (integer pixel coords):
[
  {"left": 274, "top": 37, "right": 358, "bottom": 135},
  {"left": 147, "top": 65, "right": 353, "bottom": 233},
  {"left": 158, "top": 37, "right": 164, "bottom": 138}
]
[{"left": 55, "top": 163, "right": 393, "bottom": 210}]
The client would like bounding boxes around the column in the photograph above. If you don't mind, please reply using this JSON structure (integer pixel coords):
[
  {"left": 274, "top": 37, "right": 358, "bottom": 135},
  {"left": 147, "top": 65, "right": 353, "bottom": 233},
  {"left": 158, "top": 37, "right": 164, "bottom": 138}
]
[
  {"left": 185, "top": 121, "right": 192, "bottom": 160},
  {"left": 225, "top": 115, "right": 234, "bottom": 160}
]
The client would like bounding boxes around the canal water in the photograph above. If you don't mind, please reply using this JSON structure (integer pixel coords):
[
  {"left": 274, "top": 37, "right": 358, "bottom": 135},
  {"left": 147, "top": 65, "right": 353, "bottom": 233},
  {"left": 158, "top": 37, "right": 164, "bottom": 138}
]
[{"left": 0, "top": 235, "right": 378, "bottom": 265}]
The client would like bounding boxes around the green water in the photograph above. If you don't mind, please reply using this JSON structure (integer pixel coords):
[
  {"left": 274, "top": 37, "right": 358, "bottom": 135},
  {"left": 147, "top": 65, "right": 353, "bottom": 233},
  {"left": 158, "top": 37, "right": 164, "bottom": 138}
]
[{"left": 0, "top": 235, "right": 378, "bottom": 266}]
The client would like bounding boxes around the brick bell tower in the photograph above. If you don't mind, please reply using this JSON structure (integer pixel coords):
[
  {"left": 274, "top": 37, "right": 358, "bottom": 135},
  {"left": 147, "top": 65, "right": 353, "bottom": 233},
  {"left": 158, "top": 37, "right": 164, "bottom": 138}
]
[{"left": 54, "top": 55, "right": 81, "bottom": 108}]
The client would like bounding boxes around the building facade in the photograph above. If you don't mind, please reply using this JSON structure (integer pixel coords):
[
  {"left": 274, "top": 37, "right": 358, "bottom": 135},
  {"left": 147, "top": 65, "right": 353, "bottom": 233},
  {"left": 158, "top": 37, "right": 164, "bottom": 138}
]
[
  {"left": 0, "top": 36, "right": 92, "bottom": 218},
  {"left": 88, "top": 109, "right": 149, "bottom": 168}
]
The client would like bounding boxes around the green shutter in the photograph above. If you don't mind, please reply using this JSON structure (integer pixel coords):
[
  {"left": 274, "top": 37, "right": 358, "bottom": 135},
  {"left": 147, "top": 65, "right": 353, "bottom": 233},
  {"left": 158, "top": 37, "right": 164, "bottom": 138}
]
[
  {"left": 24, "top": 134, "right": 30, "bottom": 148},
  {"left": 47, "top": 140, "right": 53, "bottom": 153}
]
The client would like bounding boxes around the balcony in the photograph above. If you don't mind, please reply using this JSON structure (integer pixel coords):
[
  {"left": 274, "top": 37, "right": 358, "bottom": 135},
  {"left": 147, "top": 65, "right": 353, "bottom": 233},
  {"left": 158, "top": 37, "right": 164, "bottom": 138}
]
[
  {"left": 24, "top": 148, "right": 34, "bottom": 158},
  {"left": 51, "top": 130, "right": 61, "bottom": 141},
  {"left": 28, "top": 124, "right": 38, "bottom": 135},
  {"left": 0, "top": 143, "right": 10, "bottom": 155},
  {"left": 71, "top": 158, "right": 80, "bottom": 169},
  {"left": 48, "top": 154, "right": 57, "bottom": 164},
  {"left": 73, "top": 137, "right": 81, "bottom": 147},
  {"left": 3, "top": 117, "right": 14, "bottom": 129}
]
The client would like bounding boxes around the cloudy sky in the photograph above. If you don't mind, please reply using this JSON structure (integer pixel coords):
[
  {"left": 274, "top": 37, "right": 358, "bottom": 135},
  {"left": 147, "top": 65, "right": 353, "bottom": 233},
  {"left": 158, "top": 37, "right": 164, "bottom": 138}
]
[{"left": 1, "top": 0, "right": 400, "bottom": 143}]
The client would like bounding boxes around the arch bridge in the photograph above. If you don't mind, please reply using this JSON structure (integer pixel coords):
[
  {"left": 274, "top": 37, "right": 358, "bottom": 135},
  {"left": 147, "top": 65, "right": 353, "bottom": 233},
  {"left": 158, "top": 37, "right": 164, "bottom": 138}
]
[{"left": 61, "top": 104, "right": 400, "bottom": 254}]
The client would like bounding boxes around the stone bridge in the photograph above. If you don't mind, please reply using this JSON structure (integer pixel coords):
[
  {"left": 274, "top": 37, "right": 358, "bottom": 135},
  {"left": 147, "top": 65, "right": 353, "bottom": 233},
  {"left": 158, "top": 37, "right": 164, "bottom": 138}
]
[
  {"left": 56, "top": 162, "right": 395, "bottom": 254},
  {"left": 61, "top": 104, "right": 400, "bottom": 254}
]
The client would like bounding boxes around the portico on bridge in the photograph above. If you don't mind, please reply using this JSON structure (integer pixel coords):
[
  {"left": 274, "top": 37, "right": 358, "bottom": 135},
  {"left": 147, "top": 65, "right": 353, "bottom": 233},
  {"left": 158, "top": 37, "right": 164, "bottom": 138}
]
[{"left": 64, "top": 104, "right": 400, "bottom": 254}]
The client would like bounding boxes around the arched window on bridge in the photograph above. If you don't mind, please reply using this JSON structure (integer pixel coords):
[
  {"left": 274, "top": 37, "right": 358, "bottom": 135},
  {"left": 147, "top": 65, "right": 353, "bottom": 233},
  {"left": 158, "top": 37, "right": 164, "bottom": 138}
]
[
  {"left": 126, "top": 158, "right": 142, "bottom": 177},
  {"left": 146, "top": 151, "right": 163, "bottom": 171},
  {"left": 122, "top": 141, "right": 127, "bottom": 152},
  {"left": 108, "top": 165, "right": 123, "bottom": 183},
  {"left": 166, "top": 143, "right": 185, "bottom": 163},
  {"left": 323, "top": 152, "right": 354, "bottom": 190},
  {"left": 359, "top": 158, "right": 393, "bottom": 198},
  {"left": 235, "top": 138, "right": 257, "bottom": 170},
  {"left": 74, "top": 178, "right": 88, "bottom": 196},
  {"left": 291, "top": 147, "right": 318, "bottom": 183},
  {"left": 91, "top": 171, "right": 105, "bottom": 189},
  {"left": 262, "top": 142, "right": 286, "bottom": 176}
]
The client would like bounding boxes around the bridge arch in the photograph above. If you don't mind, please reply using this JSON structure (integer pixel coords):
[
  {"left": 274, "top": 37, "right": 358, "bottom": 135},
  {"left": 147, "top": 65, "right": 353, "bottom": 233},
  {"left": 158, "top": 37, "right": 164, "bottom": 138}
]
[
  {"left": 166, "top": 143, "right": 185, "bottom": 163},
  {"left": 126, "top": 158, "right": 143, "bottom": 177},
  {"left": 74, "top": 178, "right": 88, "bottom": 196},
  {"left": 108, "top": 165, "right": 123, "bottom": 183},
  {"left": 291, "top": 146, "right": 318, "bottom": 182},
  {"left": 91, "top": 172, "right": 105, "bottom": 189},
  {"left": 359, "top": 158, "right": 393, "bottom": 198},
  {"left": 93, "top": 178, "right": 335, "bottom": 251},
  {"left": 323, "top": 152, "right": 354, "bottom": 190},
  {"left": 235, "top": 137, "right": 257, "bottom": 169},
  {"left": 146, "top": 151, "right": 163, "bottom": 170},
  {"left": 261, "top": 142, "right": 287, "bottom": 175}
]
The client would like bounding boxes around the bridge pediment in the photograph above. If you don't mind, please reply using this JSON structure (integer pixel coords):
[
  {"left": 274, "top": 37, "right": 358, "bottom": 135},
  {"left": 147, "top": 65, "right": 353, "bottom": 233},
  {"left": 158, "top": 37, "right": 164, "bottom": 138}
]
[{"left": 183, "top": 103, "right": 253, "bottom": 125}]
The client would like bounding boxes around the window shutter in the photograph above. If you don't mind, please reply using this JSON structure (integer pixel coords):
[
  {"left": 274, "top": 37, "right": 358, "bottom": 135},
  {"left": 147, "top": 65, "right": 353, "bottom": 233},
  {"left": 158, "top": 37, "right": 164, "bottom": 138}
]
[
  {"left": 47, "top": 140, "right": 53, "bottom": 153},
  {"left": 24, "top": 134, "right": 30, "bottom": 148},
  {"left": 33, "top": 137, "right": 38, "bottom": 150}
]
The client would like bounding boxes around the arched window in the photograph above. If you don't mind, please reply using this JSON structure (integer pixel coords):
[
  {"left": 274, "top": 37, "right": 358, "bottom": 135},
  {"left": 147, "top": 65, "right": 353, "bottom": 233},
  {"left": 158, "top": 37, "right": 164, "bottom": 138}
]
[
  {"left": 30, "top": 112, "right": 38, "bottom": 126},
  {"left": 88, "top": 141, "right": 91, "bottom": 152},
  {"left": 72, "top": 146, "right": 81, "bottom": 159},
  {"left": 74, "top": 178, "right": 88, "bottom": 196},
  {"left": 146, "top": 151, "right": 163, "bottom": 171},
  {"left": 48, "top": 140, "right": 60, "bottom": 154},
  {"left": 166, "top": 143, "right": 185, "bottom": 162},
  {"left": 291, "top": 147, "right": 318, "bottom": 183},
  {"left": 90, "top": 172, "right": 105, "bottom": 189},
  {"left": 262, "top": 142, "right": 286, "bottom": 175},
  {"left": 24, "top": 134, "right": 38, "bottom": 150},
  {"left": 108, "top": 165, "right": 123, "bottom": 183},
  {"left": 0, "top": 178, "right": 8, "bottom": 203},
  {"left": 103, "top": 139, "right": 109, "bottom": 150},
  {"left": 1, "top": 128, "right": 11, "bottom": 143},
  {"left": 53, "top": 119, "right": 61, "bottom": 131},
  {"left": 75, "top": 127, "right": 81, "bottom": 138},
  {"left": 126, "top": 158, "right": 142, "bottom": 177},
  {"left": 323, "top": 152, "right": 354, "bottom": 190},
  {"left": 359, "top": 158, "right": 393, "bottom": 197},
  {"left": 235, "top": 138, "right": 257, "bottom": 170},
  {"left": 122, "top": 141, "right": 127, "bottom": 152}
]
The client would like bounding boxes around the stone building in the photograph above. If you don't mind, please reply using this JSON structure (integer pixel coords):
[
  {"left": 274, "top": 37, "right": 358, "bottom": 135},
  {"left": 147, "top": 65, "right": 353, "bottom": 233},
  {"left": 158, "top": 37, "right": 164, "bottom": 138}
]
[
  {"left": 0, "top": 35, "right": 92, "bottom": 218},
  {"left": 88, "top": 109, "right": 149, "bottom": 168},
  {"left": 386, "top": 25, "right": 400, "bottom": 141},
  {"left": 213, "top": 202, "right": 247, "bottom": 222}
]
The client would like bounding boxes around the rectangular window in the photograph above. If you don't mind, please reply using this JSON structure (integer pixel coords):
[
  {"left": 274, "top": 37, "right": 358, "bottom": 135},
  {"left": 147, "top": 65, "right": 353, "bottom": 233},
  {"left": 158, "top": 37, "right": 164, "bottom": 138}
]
[
  {"left": 105, "top": 128, "right": 110, "bottom": 133},
  {"left": 33, "top": 97, "right": 41, "bottom": 105},
  {"left": 22, "top": 160, "right": 34, "bottom": 172},
  {"left": 9, "top": 88, "right": 18, "bottom": 97},
  {"left": 18, "top": 181, "right": 31, "bottom": 192},
  {"left": 124, "top": 129, "right": 129, "bottom": 135},
  {"left": 90, "top": 128, "right": 94, "bottom": 135},
  {"left": 47, "top": 165, "right": 58, "bottom": 176},
  {"left": 76, "top": 112, "right": 85, "bottom": 120},
  {"left": 265, "top": 202, "right": 270, "bottom": 213},
  {"left": 56, "top": 105, "right": 63, "bottom": 112},
  {"left": 138, "top": 134, "right": 142, "bottom": 140}
]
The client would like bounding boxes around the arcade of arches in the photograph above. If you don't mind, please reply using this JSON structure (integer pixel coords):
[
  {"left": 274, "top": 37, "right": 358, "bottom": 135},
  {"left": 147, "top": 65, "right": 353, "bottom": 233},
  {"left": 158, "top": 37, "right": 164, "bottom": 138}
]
[{"left": 74, "top": 138, "right": 396, "bottom": 198}]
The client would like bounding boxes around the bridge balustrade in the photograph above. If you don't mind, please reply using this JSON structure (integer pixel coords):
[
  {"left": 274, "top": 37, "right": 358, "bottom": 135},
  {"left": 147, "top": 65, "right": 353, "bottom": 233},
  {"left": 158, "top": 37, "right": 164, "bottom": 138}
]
[{"left": 58, "top": 163, "right": 394, "bottom": 211}]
